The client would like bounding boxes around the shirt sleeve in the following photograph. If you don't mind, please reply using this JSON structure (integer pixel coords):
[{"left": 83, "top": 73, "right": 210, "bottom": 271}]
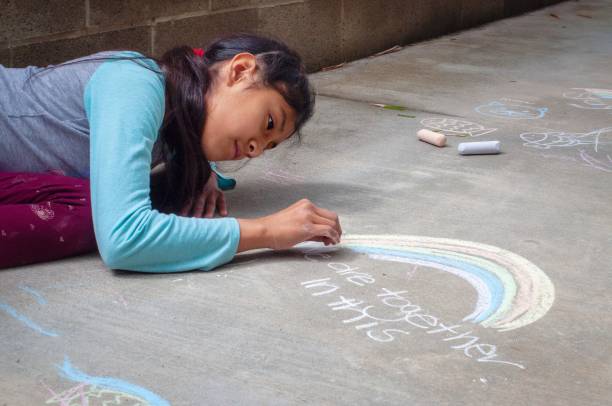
[{"left": 84, "top": 52, "right": 240, "bottom": 273}]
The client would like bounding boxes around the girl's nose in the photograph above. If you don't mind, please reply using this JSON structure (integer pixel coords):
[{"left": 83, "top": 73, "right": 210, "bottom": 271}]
[{"left": 247, "top": 139, "right": 263, "bottom": 158}]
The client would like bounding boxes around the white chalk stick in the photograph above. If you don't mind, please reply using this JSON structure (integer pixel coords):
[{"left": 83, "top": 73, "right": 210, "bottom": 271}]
[
  {"left": 417, "top": 129, "right": 447, "bottom": 147},
  {"left": 458, "top": 141, "right": 501, "bottom": 155}
]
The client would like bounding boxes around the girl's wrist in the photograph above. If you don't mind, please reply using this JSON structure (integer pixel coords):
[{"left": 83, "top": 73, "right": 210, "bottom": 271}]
[{"left": 236, "top": 218, "right": 269, "bottom": 252}]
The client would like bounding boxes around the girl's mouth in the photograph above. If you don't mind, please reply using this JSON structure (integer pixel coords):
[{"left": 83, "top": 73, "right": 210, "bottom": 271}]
[{"left": 233, "top": 141, "right": 241, "bottom": 159}]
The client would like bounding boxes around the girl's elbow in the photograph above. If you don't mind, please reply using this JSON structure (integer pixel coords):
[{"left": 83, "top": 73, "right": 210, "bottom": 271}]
[
  {"left": 97, "top": 232, "right": 134, "bottom": 269},
  {"left": 96, "top": 218, "right": 149, "bottom": 269},
  {"left": 99, "top": 244, "right": 126, "bottom": 269}
]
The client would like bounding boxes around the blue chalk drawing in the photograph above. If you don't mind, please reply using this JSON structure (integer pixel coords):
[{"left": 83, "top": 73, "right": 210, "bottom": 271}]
[
  {"left": 57, "top": 357, "right": 170, "bottom": 406},
  {"left": 19, "top": 285, "right": 48, "bottom": 305},
  {"left": 348, "top": 246, "right": 505, "bottom": 323},
  {"left": 564, "top": 88, "right": 612, "bottom": 110},
  {"left": 595, "top": 91, "right": 612, "bottom": 99},
  {"left": 475, "top": 101, "right": 548, "bottom": 119},
  {"left": 0, "top": 300, "right": 58, "bottom": 337}
]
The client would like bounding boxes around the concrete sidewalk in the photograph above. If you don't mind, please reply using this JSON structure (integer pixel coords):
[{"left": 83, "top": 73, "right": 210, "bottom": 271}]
[{"left": 1, "top": 1, "right": 611, "bottom": 404}]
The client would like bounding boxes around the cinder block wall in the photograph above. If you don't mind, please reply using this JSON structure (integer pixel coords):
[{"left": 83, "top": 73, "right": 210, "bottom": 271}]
[{"left": 0, "top": 0, "right": 564, "bottom": 72}]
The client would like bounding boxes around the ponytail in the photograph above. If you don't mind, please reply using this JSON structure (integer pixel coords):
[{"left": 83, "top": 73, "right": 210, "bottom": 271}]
[{"left": 26, "top": 32, "right": 316, "bottom": 215}]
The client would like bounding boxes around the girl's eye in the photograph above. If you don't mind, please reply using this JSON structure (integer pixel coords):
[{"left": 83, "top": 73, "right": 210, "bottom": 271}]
[
  {"left": 267, "top": 114, "right": 274, "bottom": 130},
  {"left": 268, "top": 142, "right": 278, "bottom": 150}
]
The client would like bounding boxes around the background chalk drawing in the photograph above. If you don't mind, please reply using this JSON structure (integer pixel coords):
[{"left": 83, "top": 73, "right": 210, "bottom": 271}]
[
  {"left": 54, "top": 357, "right": 170, "bottom": 406},
  {"left": 420, "top": 117, "right": 497, "bottom": 137},
  {"left": 19, "top": 285, "right": 48, "bottom": 305},
  {"left": 520, "top": 127, "right": 612, "bottom": 173},
  {"left": 0, "top": 287, "right": 59, "bottom": 337},
  {"left": 45, "top": 382, "right": 149, "bottom": 406},
  {"left": 563, "top": 88, "right": 612, "bottom": 110},
  {"left": 520, "top": 127, "right": 612, "bottom": 150},
  {"left": 263, "top": 169, "right": 306, "bottom": 185},
  {"left": 475, "top": 100, "right": 548, "bottom": 120},
  {"left": 318, "top": 235, "right": 555, "bottom": 332},
  {"left": 579, "top": 149, "right": 612, "bottom": 172}
]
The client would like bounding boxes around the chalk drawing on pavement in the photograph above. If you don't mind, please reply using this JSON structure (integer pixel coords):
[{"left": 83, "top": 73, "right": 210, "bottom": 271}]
[
  {"left": 420, "top": 117, "right": 497, "bottom": 137},
  {"left": 520, "top": 127, "right": 612, "bottom": 172},
  {"left": 475, "top": 100, "right": 548, "bottom": 120},
  {"left": 45, "top": 382, "right": 149, "bottom": 406},
  {"left": 297, "top": 235, "right": 556, "bottom": 370},
  {"left": 46, "top": 357, "right": 170, "bottom": 406},
  {"left": 340, "top": 235, "right": 555, "bottom": 332},
  {"left": 0, "top": 287, "right": 58, "bottom": 337},
  {"left": 298, "top": 234, "right": 555, "bottom": 333},
  {"left": 563, "top": 88, "right": 612, "bottom": 110},
  {"left": 520, "top": 127, "right": 612, "bottom": 150}
]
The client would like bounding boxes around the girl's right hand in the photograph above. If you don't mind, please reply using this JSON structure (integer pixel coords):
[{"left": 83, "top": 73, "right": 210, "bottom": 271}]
[{"left": 237, "top": 199, "right": 342, "bottom": 252}]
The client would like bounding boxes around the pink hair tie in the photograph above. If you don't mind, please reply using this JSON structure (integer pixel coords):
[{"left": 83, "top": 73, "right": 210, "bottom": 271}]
[{"left": 192, "top": 48, "right": 205, "bottom": 57}]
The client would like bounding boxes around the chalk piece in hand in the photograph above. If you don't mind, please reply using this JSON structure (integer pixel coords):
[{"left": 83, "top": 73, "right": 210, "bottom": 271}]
[
  {"left": 458, "top": 141, "right": 501, "bottom": 155},
  {"left": 417, "top": 129, "right": 447, "bottom": 147}
]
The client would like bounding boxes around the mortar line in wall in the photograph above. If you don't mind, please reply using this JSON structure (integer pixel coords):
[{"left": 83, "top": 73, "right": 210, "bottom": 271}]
[
  {"left": 340, "top": 0, "right": 345, "bottom": 61},
  {"left": 256, "top": 6, "right": 262, "bottom": 34},
  {"left": 150, "top": 24, "right": 155, "bottom": 55},
  {"left": 154, "top": 0, "right": 304, "bottom": 23},
  {"left": 85, "top": 0, "right": 90, "bottom": 27},
  {"left": 8, "top": 26, "right": 135, "bottom": 48}
]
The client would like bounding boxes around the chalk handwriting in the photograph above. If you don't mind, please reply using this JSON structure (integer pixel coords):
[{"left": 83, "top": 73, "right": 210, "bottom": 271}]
[{"left": 299, "top": 247, "right": 526, "bottom": 370}]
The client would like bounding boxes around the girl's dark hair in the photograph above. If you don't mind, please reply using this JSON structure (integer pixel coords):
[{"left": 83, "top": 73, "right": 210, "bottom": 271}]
[{"left": 29, "top": 32, "right": 315, "bottom": 214}]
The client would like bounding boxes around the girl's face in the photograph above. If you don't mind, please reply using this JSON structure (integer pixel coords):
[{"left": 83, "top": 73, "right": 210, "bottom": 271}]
[{"left": 201, "top": 53, "right": 297, "bottom": 162}]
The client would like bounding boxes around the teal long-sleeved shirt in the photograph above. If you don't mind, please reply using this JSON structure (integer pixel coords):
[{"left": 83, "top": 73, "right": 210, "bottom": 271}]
[
  {"left": 85, "top": 52, "right": 240, "bottom": 272},
  {"left": 1, "top": 51, "right": 241, "bottom": 272}
]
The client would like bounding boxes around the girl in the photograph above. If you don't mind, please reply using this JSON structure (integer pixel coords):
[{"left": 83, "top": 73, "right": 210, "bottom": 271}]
[{"left": 0, "top": 33, "right": 342, "bottom": 271}]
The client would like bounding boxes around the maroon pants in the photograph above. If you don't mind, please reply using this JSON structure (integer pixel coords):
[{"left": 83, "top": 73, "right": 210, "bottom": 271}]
[{"left": 0, "top": 171, "right": 97, "bottom": 269}]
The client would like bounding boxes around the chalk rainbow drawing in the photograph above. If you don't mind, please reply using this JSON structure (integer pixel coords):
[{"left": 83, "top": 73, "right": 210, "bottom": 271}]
[
  {"left": 335, "top": 235, "right": 555, "bottom": 332},
  {"left": 48, "top": 357, "right": 170, "bottom": 406}
]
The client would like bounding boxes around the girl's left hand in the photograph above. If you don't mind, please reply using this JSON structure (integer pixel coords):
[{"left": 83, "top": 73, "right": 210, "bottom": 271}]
[{"left": 179, "top": 171, "right": 228, "bottom": 218}]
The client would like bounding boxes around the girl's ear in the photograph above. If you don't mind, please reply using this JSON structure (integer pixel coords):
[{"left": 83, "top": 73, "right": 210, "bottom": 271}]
[{"left": 227, "top": 52, "right": 258, "bottom": 86}]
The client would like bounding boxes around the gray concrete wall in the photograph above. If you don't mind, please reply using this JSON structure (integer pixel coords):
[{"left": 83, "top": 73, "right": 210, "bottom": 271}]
[{"left": 0, "top": 0, "right": 565, "bottom": 71}]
